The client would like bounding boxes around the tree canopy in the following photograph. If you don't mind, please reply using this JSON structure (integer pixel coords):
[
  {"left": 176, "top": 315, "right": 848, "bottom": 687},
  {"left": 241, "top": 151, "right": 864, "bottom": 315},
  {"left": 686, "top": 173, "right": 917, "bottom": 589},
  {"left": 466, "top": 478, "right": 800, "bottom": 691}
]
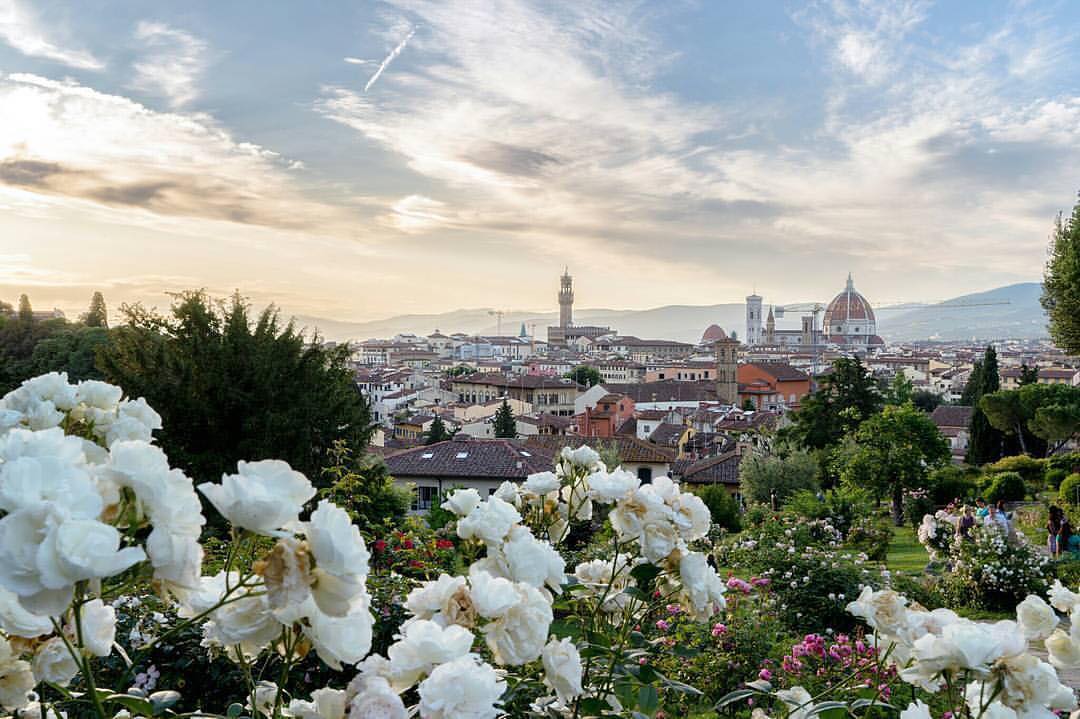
[
  {"left": 425, "top": 414, "right": 451, "bottom": 444},
  {"left": 738, "top": 449, "right": 820, "bottom": 506},
  {"left": 566, "top": 365, "right": 602, "bottom": 388},
  {"left": 837, "top": 403, "right": 950, "bottom": 524},
  {"left": 492, "top": 398, "right": 517, "bottom": 438},
  {"left": 965, "top": 346, "right": 1004, "bottom": 465},
  {"left": 84, "top": 292, "right": 108, "bottom": 328},
  {"left": 97, "top": 291, "right": 373, "bottom": 490},
  {"left": 1042, "top": 194, "right": 1080, "bottom": 354},
  {"left": 784, "top": 357, "right": 882, "bottom": 452}
]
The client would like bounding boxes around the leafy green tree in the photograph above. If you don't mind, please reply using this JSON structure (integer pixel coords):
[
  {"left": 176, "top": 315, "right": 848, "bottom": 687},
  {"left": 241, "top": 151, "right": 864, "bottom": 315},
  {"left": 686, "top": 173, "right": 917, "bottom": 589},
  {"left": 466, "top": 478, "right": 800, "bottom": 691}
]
[
  {"left": 425, "top": 414, "right": 450, "bottom": 444},
  {"left": 97, "top": 290, "right": 373, "bottom": 498},
  {"left": 966, "top": 346, "right": 1003, "bottom": 465},
  {"left": 885, "top": 372, "right": 913, "bottom": 406},
  {"left": 1018, "top": 364, "right": 1039, "bottom": 386},
  {"left": 738, "top": 450, "right": 819, "bottom": 506},
  {"left": 0, "top": 310, "right": 70, "bottom": 394},
  {"left": 565, "top": 365, "right": 601, "bottom": 388},
  {"left": 84, "top": 292, "right": 108, "bottom": 328},
  {"left": 785, "top": 357, "right": 882, "bottom": 453},
  {"left": 742, "top": 398, "right": 756, "bottom": 411},
  {"left": 17, "top": 294, "right": 32, "bottom": 324},
  {"left": 1024, "top": 384, "right": 1080, "bottom": 455},
  {"left": 1042, "top": 194, "right": 1080, "bottom": 354},
  {"left": 693, "top": 484, "right": 741, "bottom": 532},
  {"left": 838, "top": 404, "right": 950, "bottom": 525},
  {"left": 447, "top": 365, "right": 476, "bottom": 377},
  {"left": 28, "top": 326, "right": 109, "bottom": 382},
  {"left": 492, "top": 398, "right": 517, "bottom": 438},
  {"left": 912, "top": 389, "right": 943, "bottom": 413},
  {"left": 319, "top": 440, "right": 410, "bottom": 533}
]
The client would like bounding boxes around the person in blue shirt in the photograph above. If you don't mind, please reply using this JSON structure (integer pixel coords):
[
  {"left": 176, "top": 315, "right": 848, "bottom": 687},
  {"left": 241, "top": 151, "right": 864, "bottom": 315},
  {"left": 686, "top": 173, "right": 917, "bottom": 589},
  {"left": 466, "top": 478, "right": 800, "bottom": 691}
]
[{"left": 975, "top": 498, "right": 989, "bottom": 519}]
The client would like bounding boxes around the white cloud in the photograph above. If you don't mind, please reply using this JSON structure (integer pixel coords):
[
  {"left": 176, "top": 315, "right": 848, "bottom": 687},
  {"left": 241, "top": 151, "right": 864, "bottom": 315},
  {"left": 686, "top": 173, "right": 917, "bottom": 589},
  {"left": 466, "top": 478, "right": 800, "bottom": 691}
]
[
  {"left": 0, "top": 0, "right": 103, "bottom": 70},
  {"left": 130, "top": 21, "right": 208, "bottom": 108}
]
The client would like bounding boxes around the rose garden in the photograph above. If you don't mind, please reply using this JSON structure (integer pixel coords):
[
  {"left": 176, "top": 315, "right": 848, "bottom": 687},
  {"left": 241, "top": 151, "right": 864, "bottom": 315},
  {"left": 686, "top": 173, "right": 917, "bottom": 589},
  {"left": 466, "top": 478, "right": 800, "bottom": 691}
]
[{"left": 0, "top": 370, "right": 1077, "bottom": 719}]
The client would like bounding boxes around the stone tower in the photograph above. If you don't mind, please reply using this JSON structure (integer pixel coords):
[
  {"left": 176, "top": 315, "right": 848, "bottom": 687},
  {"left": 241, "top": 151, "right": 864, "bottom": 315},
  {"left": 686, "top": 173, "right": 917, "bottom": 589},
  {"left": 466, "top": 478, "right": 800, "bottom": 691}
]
[
  {"left": 766, "top": 305, "right": 775, "bottom": 345},
  {"left": 559, "top": 268, "right": 574, "bottom": 328},
  {"left": 714, "top": 334, "right": 739, "bottom": 405},
  {"left": 745, "top": 293, "right": 763, "bottom": 346}
]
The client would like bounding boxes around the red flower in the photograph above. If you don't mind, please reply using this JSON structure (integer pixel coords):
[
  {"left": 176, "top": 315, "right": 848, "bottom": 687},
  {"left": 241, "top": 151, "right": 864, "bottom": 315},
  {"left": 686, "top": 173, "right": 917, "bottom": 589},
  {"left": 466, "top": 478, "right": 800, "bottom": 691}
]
[
  {"left": 410, "top": 559, "right": 424, "bottom": 568},
  {"left": 436, "top": 539, "right": 454, "bottom": 549},
  {"left": 374, "top": 540, "right": 387, "bottom": 552},
  {"left": 402, "top": 539, "right": 415, "bottom": 550}
]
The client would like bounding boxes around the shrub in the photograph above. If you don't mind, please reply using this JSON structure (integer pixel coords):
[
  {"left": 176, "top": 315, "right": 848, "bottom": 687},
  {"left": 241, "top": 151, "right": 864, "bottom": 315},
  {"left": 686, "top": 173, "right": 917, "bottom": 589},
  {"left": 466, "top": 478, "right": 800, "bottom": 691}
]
[
  {"left": 1047, "top": 451, "right": 1080, "bottom": 474},
  {"left": 844, "top": 516, "right": 893, "bottom": 561},
  {"left": 941, "top": 526, "right": 1052, "bottom": 610},
  {"left": 927, "top": 464, "right": 979, "bottom": 504},
  {"left": 786, "top": 486, "right": 873, "bottom": 539},
  {"left": 902, "top": 489, "right": 936, "bottom": 529},
  {"left": 1060, "top": 472, "right": 1080, "bottom": 507},
  {"left": 986, "top": 455, "right": 1046, "bottom": 488},
  {"left": 694, "top": 483, "right": 742, "bottom": 532},
  {"left": 982, "top": 471, "right": 1026, "bottom": 503},
  {"left": 1045, "top": 467, "right": 1068, "bottom": 490},
  {"left": 739, "top": 450, "right": 819, "bottom": 506}
]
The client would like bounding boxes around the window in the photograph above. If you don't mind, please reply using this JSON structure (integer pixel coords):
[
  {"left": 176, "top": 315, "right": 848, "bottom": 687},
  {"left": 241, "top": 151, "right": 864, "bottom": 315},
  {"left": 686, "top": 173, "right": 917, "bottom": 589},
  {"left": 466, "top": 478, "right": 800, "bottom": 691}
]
[
  {"left": 637, "top": 467, "right": 653, "bottom": 484},
  {"left": 412, "top": 486, "right": 439, "bottom": 511},
  {"left": 455, "top": 452, "right": 468, "bottom": 459}
]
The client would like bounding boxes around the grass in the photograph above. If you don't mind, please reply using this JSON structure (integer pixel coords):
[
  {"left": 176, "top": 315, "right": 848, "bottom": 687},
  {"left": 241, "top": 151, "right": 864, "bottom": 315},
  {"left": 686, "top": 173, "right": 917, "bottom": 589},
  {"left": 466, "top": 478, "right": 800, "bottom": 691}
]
[{"left": 885, "top": 525, "right": 930, "bottom": 575}]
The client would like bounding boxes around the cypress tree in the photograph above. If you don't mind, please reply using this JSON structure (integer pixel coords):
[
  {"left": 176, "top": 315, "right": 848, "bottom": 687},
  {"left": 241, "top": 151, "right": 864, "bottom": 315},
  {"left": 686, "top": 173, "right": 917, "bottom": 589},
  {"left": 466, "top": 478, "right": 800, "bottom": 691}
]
[
  {"left": 425, "top": 414, "right": 449, "bottom": 444},
  {"left": 493, "top": 398, "right": 517, "bottom": 438},
  {"left": 84, "top": 292, "right": 108, "bottom": 328},
  {"left": 17, "top": 294, "right": 32, "bottom": 324},
  {"left": 966, "top": 346, "right": 1003, "bottom": 465}
]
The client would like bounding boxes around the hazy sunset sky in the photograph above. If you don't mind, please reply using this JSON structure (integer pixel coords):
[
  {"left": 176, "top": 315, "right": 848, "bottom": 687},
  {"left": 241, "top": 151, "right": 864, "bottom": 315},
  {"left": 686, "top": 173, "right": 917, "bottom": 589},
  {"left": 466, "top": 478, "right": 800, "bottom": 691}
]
[{"left": 1, "top": 0, "right": 1078, "bottom": 321}]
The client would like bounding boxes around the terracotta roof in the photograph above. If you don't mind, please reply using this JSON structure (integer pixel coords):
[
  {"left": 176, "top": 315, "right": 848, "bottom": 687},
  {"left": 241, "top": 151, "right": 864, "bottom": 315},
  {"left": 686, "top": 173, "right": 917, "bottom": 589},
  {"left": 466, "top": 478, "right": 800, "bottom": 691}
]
[
  {"left": 744, "top": 362, "right": 808, "bottom": 382},
  {"left": 648, "top": 422, "right": 687, "bottom": 446},
  {"left": 602, "top": 380, "right": 717, "bottom": 403},
  {"left": 701, "top": 324, "right": 729, "bottom": 344},
  {"left": 931, "top": 405, "right": 973, "bottom": 429},
  {"left": 523, "top": 436, "right": 674, "bottom": 464},
  {"left": 671, "top": 450, "right": 742, "bottom": 485},
  {"left": 385, "top": 436, "right": 553, "bottom": 479},
  {"left": 453, "top": 372, "right": 582, "bottom": 390},
  {"left": 823, "top": 276, "right": 876, "bottom": 325}
]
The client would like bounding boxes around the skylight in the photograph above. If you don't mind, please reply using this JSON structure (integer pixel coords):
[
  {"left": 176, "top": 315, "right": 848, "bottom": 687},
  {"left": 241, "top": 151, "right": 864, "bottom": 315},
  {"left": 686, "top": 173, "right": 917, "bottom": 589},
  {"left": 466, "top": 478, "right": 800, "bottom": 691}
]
[
  {"left": 421, "top": 452, "right": 434, "bottom": 459},
  {"left": 455, "top": 452, "right": 468, "bottom": 459}
]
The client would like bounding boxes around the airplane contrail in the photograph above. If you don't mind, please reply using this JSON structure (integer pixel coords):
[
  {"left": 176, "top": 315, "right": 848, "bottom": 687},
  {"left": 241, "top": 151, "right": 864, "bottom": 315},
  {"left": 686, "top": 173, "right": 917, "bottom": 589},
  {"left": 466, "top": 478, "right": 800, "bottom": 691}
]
[{"left": 364, "top": 28, "right": 415, "bottom": 92}]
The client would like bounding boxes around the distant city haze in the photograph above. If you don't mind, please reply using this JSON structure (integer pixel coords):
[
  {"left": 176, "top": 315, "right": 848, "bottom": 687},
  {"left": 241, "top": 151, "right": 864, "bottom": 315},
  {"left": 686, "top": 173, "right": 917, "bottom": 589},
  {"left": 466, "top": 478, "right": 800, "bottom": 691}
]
[{"left": 1, "top": 1, "right": 1077, "bottom": 320}]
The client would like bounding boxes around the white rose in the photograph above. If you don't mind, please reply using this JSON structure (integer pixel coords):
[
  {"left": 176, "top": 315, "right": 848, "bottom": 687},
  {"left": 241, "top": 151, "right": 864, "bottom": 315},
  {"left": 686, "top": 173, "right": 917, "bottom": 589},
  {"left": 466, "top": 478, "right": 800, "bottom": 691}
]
[
  {"left": 203, "top": 585, "right": 282, "bottom": 662},
  {"left": 456, "top": 497, "right": 521, "bottom": 544},
  {"left": 678, "top": 552, "right": 727, "bottom": 620},
  {"left": 417, "top": 655, "right": 504, "bottom": 719},
  {"left": 542, "top": 637, "right": 583, "bottom": 701},
  {"left": 574, "top": 555, "right": 634, "bottom": 611},
  {"left": 1016, "top": 595, "right": 1058, "bottom": 642},
  {"left": 0, "top": 638, "right": 33, "bottom": 710},
  {"left": 0, "top": 454, "right": 101, "bottom": 520},
  {"left": 198, "top": 460, "right": 315, "bottom": 535},
  {"left": 1048, "top": 580, "right": 1080, "bottom": 613},
  {"left": 587, "top": 469, "right": 639, "bottom": 503},
  {"left": 386, "top": 620, "right": 474, "bottom": 690},
  {"left": 501, "top": 526, "right": 565, "bottom": 594},
  {"left": 32, "top": 637, "right": 79, "bottom": 686},
  {"left": 0, "top": 586, "right": 52, "bottom": 638},
  {"left": 493, "top": 481, "right": 519, "bottom": 505},
  {"left": 303, "top": 501, "right": 370, "bottom": 578},
  {"left": 441, "top": 488, "right": 481, "bottom": 517},
  {"left": 482, "top": 582, "right": 552, "bottom": 666},
  {"left": 74, "top": 381, "right": 122, "bottom": 411},
  {"left": 523, "top": 472, "right": 560, "bottom": 496},
  {"left": 19, "top": 374, "right": 77, "bottom": 411},
  {"left": 248, "top": 681, "right": 280, "bottom": 717},
  {"left": 104, "top": 417, "right": 155, "bottom": 447},
  {"left": 997, "top": 653, "right": 1077, "bottom": 713},
  {"left": 79, "top": 599, "right": 117, "bottom": 657},
  {"left": 309, "top": 568, "right": 365, "bottom": 619},
  {"left": 468, "top": 569, "right": 518, "bottom": 619},
  {"left": 37, "top": 517, "right": 147, "bottom": 588},
  {"left": 672, "top": 491, "right": 711, "bottom": 541},
  {"left": 1045, "top": 629, "right": 1080, "bottom": 669},
  {"left": 846, "top": 587, "right": 910, "bottom": 637},
  {"left": 639, "top": 517, "right": 679, "bottom": 563},
  {"left": 899, "top": 700, "right": 932, "bottom": 719},
  {"left": 776, "top": 686, "right": 814, "bottom": 719},
  {"left": 348, "top": 677, "right": 406, "bottom": 719},
  {"left": 146, "top": 527, "right": 204, "bottom": 591},
  {"left": 304, "top": 596, "right": 374, "bottom": 671},
  {"left": 406, "top": 574, "right": 469, "bottom": 621},
  {"left": 117, "top": 397, "right": 162, "bottom": 432},
  {"left": 564, "top": 445, "right": 601, "bottom": 469},
  {"left": 285, "top": 687, "right": 346, "bottom": 719}
]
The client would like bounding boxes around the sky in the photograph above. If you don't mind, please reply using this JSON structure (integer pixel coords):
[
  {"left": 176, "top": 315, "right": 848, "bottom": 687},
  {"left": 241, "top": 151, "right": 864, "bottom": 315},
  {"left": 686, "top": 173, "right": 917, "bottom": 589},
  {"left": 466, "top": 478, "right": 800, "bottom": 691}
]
[{"left": 1, "top": 0, "right": 1079, "bottom": 323}]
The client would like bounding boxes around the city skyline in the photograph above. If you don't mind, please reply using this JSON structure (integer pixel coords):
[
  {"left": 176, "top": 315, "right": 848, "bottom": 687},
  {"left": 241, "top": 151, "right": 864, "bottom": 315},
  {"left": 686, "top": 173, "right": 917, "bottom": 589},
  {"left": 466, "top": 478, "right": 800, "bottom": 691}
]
[{"left": 2, "top": 1, "right": 1079, "bottom": 320}]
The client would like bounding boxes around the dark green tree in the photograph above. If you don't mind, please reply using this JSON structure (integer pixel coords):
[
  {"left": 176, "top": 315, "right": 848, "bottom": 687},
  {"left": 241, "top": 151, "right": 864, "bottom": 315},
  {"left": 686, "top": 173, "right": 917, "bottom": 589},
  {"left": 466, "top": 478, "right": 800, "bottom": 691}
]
[
  {"left": 565, "top": 365, "right": 601, "bottom": 388},
  {"left": 84, "top": 292, "right": 108, "bottom": 328},
  {"left": 28, "top": 326, "right": 109, "bottom": 382},
  {"left": 742, "top": 398, "right": 756, "bottom": 411},
  {"left": 912, "top": 389, "right": 943, "bottom": 413},
  {"left": 492, "top": 398, "right": 517, "bottom": 438},
  {"left": 785, "top": 357, "right": 882, "bottom": 453},
  {"left": 1042, "top": 195, "right": 1080, "bottom": 354},
  {"left": 0, "top": 310, "right": 69, "bottom": 393},
  {"left": 738, "top": 450, "right": 819, "bottom": 506},
  {"left": 885, "top": 372, "right": 913, "bottom": 406},
  {"left": 1018, "top": 364, "right": 1039, "bottom": 386},
  {"left": 97, "top": 290, "right": 373, "bottom": 496},
  {"left": 17, "top": 294, "right": 32, "bottom": 324},
  {"left": 425, "top": 414, "right": 450, "bottom": 444},
  {"left": 838, "top": 403, "right": 950, "bottom": 525},
  {"left": 966, "top": 346, "right": 1003, "bottom": 465}
]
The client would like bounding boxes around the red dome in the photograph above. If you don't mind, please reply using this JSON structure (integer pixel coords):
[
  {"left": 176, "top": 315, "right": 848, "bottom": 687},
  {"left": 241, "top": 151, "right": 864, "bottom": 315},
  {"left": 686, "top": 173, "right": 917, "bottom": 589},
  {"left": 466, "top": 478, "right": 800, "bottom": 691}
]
[
  {"left": 823, "top": 275, "right": 875, "bottom": 327},
  {"left": 701, "top": 324, "right": 728, "bottom": 343}
]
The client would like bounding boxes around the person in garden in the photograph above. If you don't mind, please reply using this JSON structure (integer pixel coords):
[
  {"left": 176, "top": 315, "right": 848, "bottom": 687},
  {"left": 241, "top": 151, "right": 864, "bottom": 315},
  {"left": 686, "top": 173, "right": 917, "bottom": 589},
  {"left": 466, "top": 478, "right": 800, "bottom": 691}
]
[
  {"left": 1047, "top": 505, "right": 1063, "bottom": 558},
  {"left": 957, "top": 504, "right": 976, "bottom": 541},
  {"left": 1059, "top": 512, "right": 1075, "bottom": 556},
  {"left": 975, "top": 497, "right": 989, "bottom": 519}
]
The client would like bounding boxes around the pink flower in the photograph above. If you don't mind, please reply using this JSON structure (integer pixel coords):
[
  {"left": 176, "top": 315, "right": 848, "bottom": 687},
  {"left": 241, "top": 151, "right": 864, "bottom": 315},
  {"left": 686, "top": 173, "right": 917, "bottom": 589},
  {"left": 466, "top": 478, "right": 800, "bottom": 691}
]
[
  {"left": 656, "top": 620, "right": 670, "bottom": 631},
  {"left": 711, "top": 623, "right": 727, "bottom": 637},
  {"left": 758, "top": 669, "right": 773, "bottom": 681},
  {"left": 666, "top": 604, "right": 682, "bottom": 615}
]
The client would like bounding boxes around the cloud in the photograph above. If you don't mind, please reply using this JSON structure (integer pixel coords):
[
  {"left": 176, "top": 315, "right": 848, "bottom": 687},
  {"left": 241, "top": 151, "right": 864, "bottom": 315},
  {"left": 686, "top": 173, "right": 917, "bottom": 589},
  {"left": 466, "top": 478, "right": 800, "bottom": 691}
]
[
  {"left": 130, "top": 21, "right": 208, "bottom": 108},
  {"left": 0, "top": 73, "right": 356, "bottom": 233},
  {"left": 0, "top": 0, "right": 103, "bottom": 70}
]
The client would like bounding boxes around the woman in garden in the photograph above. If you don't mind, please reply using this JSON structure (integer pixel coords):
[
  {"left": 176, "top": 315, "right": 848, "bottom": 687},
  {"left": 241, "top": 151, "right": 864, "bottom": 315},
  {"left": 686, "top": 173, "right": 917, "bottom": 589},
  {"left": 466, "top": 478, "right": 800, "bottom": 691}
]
[
  {"left": 1060, "top": 512, "right": 1075, "bottom": 556},
  {"left": 957, "top": 504, "right": 976, "bottom": 541},
  {"left": 1047, "top": 505, "right": 1063, "bottom": 558}
]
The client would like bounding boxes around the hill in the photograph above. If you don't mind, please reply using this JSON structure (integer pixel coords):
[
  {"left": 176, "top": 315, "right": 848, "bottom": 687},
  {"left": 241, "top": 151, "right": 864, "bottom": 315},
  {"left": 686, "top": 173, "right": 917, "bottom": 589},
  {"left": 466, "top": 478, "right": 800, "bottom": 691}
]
[{"left": 293, "top": 283, "right": 1048, "bottom": 344}]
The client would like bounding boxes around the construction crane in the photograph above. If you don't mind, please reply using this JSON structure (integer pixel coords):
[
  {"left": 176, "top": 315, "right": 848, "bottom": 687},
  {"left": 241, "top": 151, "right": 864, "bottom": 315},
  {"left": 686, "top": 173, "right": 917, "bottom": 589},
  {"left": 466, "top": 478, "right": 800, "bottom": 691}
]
[{"left": 488, "top": 309, "right": 505, "bottom": 337}]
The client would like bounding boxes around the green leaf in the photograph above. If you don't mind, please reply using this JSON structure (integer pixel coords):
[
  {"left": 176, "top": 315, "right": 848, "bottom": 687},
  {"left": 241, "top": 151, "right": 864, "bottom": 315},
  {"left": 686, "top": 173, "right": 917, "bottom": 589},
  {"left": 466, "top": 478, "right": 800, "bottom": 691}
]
[
  {"left": 104, "top": 694, "right": 155, "bottom": 716},
  {"left": 549, "top": 619, "right": 581, "bottom": 640},
  {"left": 637, "top": 685, "right": 658, "bottom": 714},
  {"left": 715, "top": 688, "right": 759, "bottom": 709},
  {"left": 807, "top": 701, "right": 850, "bottom": 718},
  {"left": 577, "top": 697, "right": 608, "bottom": 714},
  {"left": 227, "top": 702, "right": 245, "bottom": 718},
  {"left": 672, "top": 644, "right": 700, "bottom": 658},
  {"left": 630, "top": 564, "right": 662, "bottom": 591}
]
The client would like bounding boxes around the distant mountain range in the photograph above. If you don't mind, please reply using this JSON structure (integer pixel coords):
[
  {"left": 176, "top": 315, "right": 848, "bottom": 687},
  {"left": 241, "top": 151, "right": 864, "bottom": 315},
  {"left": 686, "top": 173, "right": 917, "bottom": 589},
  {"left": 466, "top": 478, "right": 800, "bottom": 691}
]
[{"left": 294, "top": 282, "right": 1048, "bottom": 345}]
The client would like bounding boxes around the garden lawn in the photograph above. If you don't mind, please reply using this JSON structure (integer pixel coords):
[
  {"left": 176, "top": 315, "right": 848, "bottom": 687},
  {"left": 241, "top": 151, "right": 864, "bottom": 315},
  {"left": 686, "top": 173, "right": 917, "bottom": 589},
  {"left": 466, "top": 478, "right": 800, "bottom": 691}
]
[{"left": 886, "top": 525, "right": 929, "bottom": 575}]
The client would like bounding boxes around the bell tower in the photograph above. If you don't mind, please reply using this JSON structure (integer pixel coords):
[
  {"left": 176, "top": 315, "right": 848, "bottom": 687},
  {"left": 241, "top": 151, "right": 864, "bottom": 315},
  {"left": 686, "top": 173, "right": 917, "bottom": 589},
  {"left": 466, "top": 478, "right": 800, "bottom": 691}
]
[
  {"left": 714, "top": 334, "right": 739, "bottom": 405},
  {"left": 559, "top": 268, "right": 573, "bottom": 328}
]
